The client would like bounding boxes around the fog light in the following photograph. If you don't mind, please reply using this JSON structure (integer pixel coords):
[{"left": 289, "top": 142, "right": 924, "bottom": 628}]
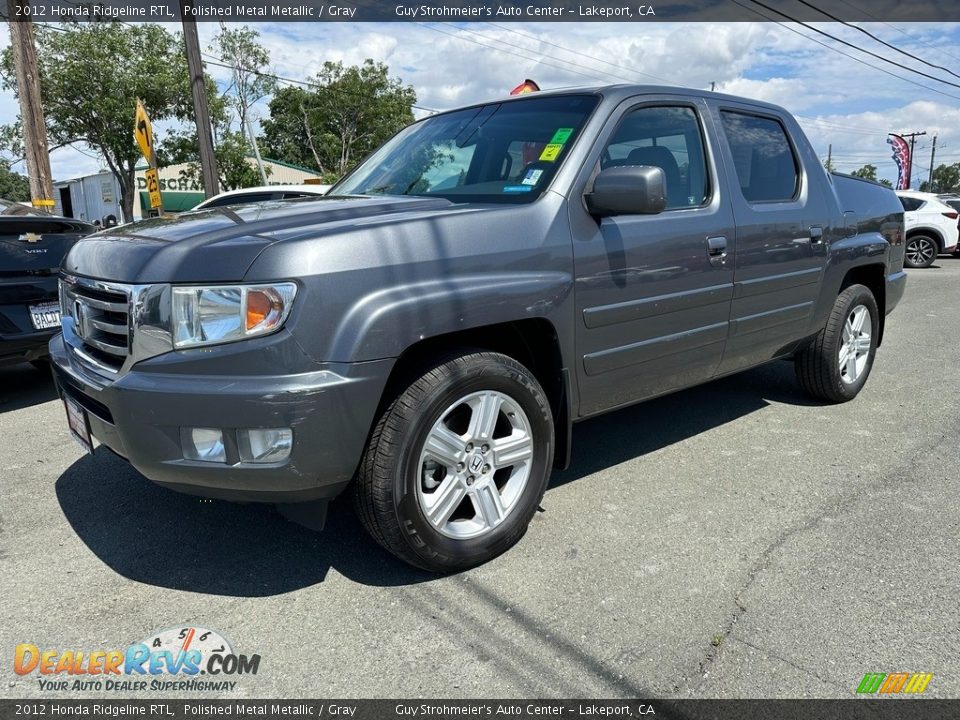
[
  {"left": 182, "top": 427, "right": 226, "bottom": 463},
  {"left": 238, "top": 428, "right": 292, "bottom": 464}
]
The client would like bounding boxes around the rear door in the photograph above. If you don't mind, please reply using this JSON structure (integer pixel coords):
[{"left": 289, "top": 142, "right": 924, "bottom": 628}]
[
  {"left": 570, "top": 96, "right": 736, "bottom": 416},
  {"left": 707, "top": 103, "right": 832, "bottom": 373}
]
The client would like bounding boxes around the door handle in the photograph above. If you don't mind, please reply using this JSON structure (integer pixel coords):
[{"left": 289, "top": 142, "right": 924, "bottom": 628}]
[
  {"left": 706, "top": 236, "right": 727, "bottom": 256},
  {"left": 809, "top": 226, "right": 824, "bottom": 244}
]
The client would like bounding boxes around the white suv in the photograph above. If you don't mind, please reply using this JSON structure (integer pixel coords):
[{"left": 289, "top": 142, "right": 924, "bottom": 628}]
[{"left": 896, "top": 190, "right": 960, "bottom": 268}]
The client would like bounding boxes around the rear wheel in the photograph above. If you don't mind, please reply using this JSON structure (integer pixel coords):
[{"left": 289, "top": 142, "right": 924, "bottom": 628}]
[
  {"left": 795, "top": 284, "right": 879, "bottom": 403},
  {"left": 354, "top": 351, "right": 554, "bottom": 572},
  {"left": 904, "top": 234, "right": 938, "bottom": 268}
]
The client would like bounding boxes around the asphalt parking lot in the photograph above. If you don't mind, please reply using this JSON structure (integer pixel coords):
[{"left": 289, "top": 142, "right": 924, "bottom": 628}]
[{"left": 2, "top": 258, "right": 958, "bottom": 700}]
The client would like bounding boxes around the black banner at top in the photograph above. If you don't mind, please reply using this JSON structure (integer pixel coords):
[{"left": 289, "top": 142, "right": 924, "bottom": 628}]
[
  {"left": 2, "top": 0, "right": 959, "bottom": 23},
  {"left": 0, "top": 700, "right": 958, "bottom": 720}
]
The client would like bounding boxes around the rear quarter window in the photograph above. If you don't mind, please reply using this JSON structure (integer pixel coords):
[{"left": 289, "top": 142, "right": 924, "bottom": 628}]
[{"left": 898, "top": 197, "right": 925, "bottom": 212}]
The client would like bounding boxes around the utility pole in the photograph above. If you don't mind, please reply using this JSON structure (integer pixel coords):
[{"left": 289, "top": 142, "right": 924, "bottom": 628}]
[
  {"left": 246, "top": 117, "right": 268, "bottom": 185},
  {"left": 928, "top": 136, "right": 937, "bottom": 190},
  {"left": 827, "top": 143, "right": 832, "bottom": 171},
  {"left": 181, "top": 1, "right": 220, "bottom": 198},
  {"left": 899, "top": 131, "right": 926, "bottom": 189},
  {"left": 7, "top": 0, "right": 54, "bottom": 212}
]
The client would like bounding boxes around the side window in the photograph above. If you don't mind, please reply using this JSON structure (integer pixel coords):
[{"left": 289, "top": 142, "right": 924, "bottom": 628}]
[
  {"left": 898, "top": 196, "right": 923, "bottom": 211},
  {"left": 720, "top": 111, "right": 800, "bottom": 203},
  {"left": 601, "top": 106, "right": 709, "bottom": 210}
]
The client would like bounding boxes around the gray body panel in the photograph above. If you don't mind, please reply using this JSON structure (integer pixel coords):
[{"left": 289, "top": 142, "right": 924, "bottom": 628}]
[{"left": 49, "top": 84, "right": 906, "bottom": 503}]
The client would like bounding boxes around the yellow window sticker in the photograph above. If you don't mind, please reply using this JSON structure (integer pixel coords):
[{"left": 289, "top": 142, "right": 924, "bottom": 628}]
[{"left": 539, "top": 144, "right": 564, "bottom": 162}]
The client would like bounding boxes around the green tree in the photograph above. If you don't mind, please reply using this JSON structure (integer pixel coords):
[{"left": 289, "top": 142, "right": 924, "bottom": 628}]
[
  {"left": 0, "top": 158, "right": 30, "bottom": 201},
  {"left": 823, "top": 157, "right": 835, "bottom": 173},
  {"left": 919, "top": 163, "right": 960, "bottom": 193},
  {"left": 161, "top": 25, "right": 275, "bottom": 191},
  {"left": 850, "top": 164, "right": 878, "bottom": 181},
  {"left": 0, "top": 22, "right": 195, "bottom": 222},
  {"left": 211, "top": 25, "right": 277, "bottom": 135},
  {"left": 879, "top": 178, "right": 893, "bottom": 188},
  {"left": 163, "top": 127, "right": 268, "bottom": 191},
  {"left": 261, "top": 60, "right": 416, "bottom": 178}
]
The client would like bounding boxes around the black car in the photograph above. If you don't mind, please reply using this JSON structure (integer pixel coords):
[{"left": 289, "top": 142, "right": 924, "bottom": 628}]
[{"left": 0, "top": 198, "right": 95, "bottom": 368}]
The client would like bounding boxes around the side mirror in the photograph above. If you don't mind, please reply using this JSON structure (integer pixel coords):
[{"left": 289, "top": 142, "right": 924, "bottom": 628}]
[{"left": 585, "top": 165, "right": 666, "bottom": 216}]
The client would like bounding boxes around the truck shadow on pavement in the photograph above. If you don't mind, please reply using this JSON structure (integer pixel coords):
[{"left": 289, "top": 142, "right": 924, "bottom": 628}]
[
  {"left": 55, "top": 359, "right": 822, "bottom": 596},
  {"left": 0, "top": 363, "right": 58, "bottom": 413},
  {"left": 552, "top": 358, "right": 825, "bottom": 487}
]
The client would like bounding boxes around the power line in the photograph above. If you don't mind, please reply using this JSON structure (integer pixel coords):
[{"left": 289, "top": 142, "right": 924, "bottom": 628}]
[
  {"left": 729, "top": 0, "right": 960, "bottom": 103},
  {"left": 833, "top": 0, "right": 960, "bottom": 67},
  {"left": 416, "top": 23, "right": 635, "bottom": 86},
  {"left": 33, "top": 21, "right": 441, "bottom": 114},
  {"left": 745, "top": 0, "right": 960, "bottom": 92},
  {"left": 794, "top": 0, "right": 960, "bottom": 82},
  {"left": 796, "top": 118, "right": 891, "bottom": 137},
  {"left": 796, "top": 115, "right": 898, "bottom": 134},
  {"left": 484, "top": 22, "right": 671, "bottom": 85},
  {"left": 200, "top": 55, "right": 440, "bottom": 114}
]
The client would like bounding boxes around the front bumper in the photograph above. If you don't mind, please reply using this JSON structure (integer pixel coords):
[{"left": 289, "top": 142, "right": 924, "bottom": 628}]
[
  {"left": 1, "top": 329, "right": 56, "bottom": 366},
  {"left": 49, "top": 332, "right": 393, "bottom": 503}
]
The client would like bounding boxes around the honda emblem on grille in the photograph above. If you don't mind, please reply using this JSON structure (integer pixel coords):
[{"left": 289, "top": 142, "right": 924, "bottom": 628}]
[{"left": 74, "top": 300, "right": 86, "bottom": 338}]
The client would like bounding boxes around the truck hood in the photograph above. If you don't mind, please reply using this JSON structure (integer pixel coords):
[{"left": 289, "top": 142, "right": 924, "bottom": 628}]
[{"left": 62, "top": 195, "right": 461, "bottom": 283}]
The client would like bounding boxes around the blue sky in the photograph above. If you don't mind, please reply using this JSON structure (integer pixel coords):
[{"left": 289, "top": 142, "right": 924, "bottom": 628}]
[{"left": 2, "top": 21, "right": 959, "bottom": 186}]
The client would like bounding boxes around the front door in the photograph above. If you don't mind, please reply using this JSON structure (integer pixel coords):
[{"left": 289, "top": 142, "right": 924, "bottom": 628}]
[{"left": 570, "top": 98, "right": 736, "bottom": 416}]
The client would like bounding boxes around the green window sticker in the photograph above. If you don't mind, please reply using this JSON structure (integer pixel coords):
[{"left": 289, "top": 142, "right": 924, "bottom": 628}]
[{"left": 550, "top": 128, "right": 574, "bottom": 145}]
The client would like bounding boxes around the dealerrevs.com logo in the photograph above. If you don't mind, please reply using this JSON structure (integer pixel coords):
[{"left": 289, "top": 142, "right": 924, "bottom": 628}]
[
  {"left": 856, "top": 672, "right": 933, "bottom": 695},
  {"left": 14, "top": 626, "right": 261, "bottom": 692}
]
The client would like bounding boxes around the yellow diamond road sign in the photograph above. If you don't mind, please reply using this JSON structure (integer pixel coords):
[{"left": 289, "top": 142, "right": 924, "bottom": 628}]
[
  {"left": 134, "top": 99, "right": 154, "bottom": 163},
  {"left": 145, "top": 167, "right": 162, "bottom": 209}
]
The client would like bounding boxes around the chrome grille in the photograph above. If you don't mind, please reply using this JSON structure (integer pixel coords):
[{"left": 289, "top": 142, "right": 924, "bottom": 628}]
[{"left": 60, "top": 277, "right": 131, "bottom": 376}]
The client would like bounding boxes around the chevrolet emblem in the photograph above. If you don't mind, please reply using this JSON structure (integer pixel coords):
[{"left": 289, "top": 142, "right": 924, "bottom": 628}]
[{"left": 19, "top": 233, "right": 42, "bottom": 243}]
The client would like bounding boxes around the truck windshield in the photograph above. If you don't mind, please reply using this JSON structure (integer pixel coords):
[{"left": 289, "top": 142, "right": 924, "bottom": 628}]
[{"left": 330, "top": 94, "right": 599, "bottom": 204}]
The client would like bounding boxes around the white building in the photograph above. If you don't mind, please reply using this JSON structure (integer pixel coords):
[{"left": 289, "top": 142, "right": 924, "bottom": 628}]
[{"left": 53, "top": 157, "right": 322, "bottom": 223}]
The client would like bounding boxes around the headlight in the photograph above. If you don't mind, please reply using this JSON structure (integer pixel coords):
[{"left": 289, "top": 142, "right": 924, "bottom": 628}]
[{"left": 171, "top": 282, "right": 297, "bottom": 349}]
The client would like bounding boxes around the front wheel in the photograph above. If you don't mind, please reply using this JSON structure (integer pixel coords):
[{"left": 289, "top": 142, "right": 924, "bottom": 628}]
[
  {"left": 795, "top": 284, "right": 879, "bottom": 403},
  {"left": 904, "top": 234, "right": 938, "bottom": 268},
  {"left": 354, "top": 351, "right": 554, "bottom": 572}
]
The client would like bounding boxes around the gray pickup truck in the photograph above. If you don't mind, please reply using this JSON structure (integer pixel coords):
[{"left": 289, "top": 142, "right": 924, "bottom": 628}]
[{"left": 50, "top": 85, "right": 906, "bottom": 571}]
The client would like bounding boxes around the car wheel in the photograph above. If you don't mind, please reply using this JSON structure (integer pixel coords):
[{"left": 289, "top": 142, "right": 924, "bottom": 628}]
[
  {"left": 795, "top": 284, "right": 879, "bottom": 403},
  {"left": 904, "top": 234, "right": 938, "bottom": 268},
  {"left": 354, "top": 351, "right": 554, "bottom": 572}
]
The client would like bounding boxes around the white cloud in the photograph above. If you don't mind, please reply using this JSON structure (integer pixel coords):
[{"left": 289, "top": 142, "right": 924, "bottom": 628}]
[{"left": 1, "top": 20, "right": 959, "bottom": 187}]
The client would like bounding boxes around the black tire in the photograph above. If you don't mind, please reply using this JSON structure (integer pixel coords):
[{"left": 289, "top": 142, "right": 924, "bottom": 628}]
[
  {"left": 904, "top": 233, "right": 939, "bottom": 268},
  {"left": 29, "top": 358, "right": 50, "bottom": 372},
  {"left": 354, "top": 351, "right": 554, "bottom": 573},
  {"left": 795, "top": 284, "right": 879, "bottom": 403}
]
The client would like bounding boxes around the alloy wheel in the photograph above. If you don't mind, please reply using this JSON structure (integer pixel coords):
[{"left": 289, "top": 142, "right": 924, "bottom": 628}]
[
  {"left": 838, "top": 304, "right": 871, "bottom": 385},
  {"left": 416, "top": 390, "right": 534, "bottom": 540}
]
